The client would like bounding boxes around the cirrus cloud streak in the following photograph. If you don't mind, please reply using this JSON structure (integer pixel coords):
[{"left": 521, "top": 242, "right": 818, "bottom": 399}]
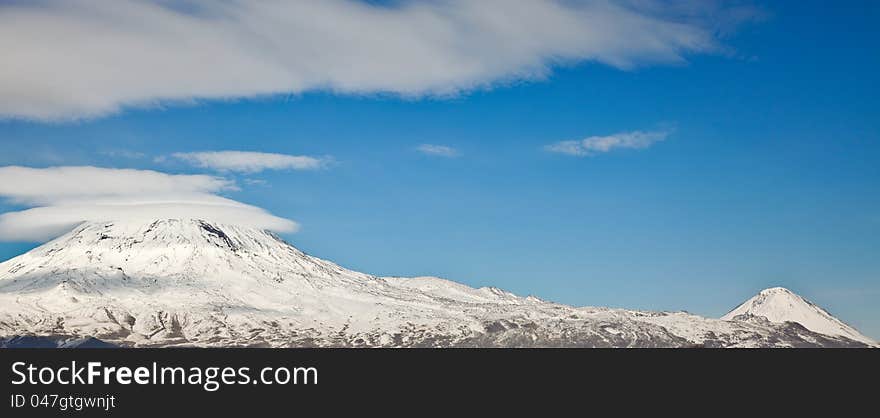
[
  {"left": 416, "top": 144, "right": 459, "bottom": 158},
  {"left": 171, "top": 151, "right": 328, "bottom": 173},
  {"left": 545, "top": 130, "right": 670, "bottom": 157}
]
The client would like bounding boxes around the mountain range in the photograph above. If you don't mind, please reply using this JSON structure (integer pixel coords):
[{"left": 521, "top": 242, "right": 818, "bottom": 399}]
[{"left": 0, "top": 219, "right": 874, "bottom": 348}]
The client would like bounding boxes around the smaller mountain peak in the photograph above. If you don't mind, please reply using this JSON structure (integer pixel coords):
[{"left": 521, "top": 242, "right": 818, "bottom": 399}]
[
  {"left": 723, "top": 287, "right": 875, "bottom": 345},
  {"left": 759, "top": 286, "right": 794, "bottom": 295}
]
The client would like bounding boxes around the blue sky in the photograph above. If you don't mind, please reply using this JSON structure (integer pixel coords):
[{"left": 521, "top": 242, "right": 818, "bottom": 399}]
[{"left": 0, "top": 1, "right": 878, "bottom": 337}]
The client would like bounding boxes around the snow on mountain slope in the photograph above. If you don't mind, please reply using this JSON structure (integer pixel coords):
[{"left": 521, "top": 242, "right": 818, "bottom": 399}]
[
  {"left": 0, "top": 219, "right": 873, "bottom": 348},
  {"left": 722, "top": 287, "right": 875, "bottom": 345}
]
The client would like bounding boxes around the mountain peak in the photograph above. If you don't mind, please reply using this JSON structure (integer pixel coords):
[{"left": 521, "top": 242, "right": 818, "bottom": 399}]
[
  {"left": 759, "top": 286, "right": 793, "bottom": 295},
  {"left": 0, "top": 217, "right": 355, "bottom": 297},
  {"left": 57, "top": 218, "right": 277, "bottom": 251},
  {"left": 722, "top": 287, "right": 875, "bottom": 345}
]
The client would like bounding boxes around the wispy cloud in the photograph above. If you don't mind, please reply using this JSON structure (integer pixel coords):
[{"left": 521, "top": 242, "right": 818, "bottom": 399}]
[
  {"left": 171, "top": 151, "right": 328, "bottom": 173},
  {"left": 99, "top": 150, "right": 147, "bottom": 159},
  {"left": 0, "top": 0, "right": 757, "bottom": 121},
  {"left": 244, "top": 178, "right": 269, "bottom": 187},
  {"left": 545, "top": 130, "right": 670, "bottom": 157},
  {"left": 416, "top": 144, "right": 459, "bottom": 158},
  {"left": 0, "top": 166, "right": 297, "bottom": 242}
]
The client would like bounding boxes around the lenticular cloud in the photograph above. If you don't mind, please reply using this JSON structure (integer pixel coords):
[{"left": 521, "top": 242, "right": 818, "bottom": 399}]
[{"left": 0, "top": 166, "right": 298, "bottom": 242}]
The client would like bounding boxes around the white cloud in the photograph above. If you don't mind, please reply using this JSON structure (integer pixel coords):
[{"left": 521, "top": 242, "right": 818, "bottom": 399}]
[
  {"left": 0, "top": 166, "right": 297, "bottom": 242},
  {"left": 545, "top": 130, "right": 670, "bottom": 156},
  {"left": 171, "top": 151, "right": 327, "bottom": 173},
  {"left": 0, "top": 0, "right": 751, "bottom": 121},
  {"left": 0, "top": 166, "right": 234, "bottom": 205},
  {"left": 416, "top": 144, "right": 459, "bottom": 158}
]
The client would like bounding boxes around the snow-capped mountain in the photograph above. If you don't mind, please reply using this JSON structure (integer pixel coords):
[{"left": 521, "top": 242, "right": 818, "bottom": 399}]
[
  {"left": 721, "top": 287, "right": 874, "bottom": 345},
  {"left": 0, "top": 219, "right": 874, "bottom": 348}
]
